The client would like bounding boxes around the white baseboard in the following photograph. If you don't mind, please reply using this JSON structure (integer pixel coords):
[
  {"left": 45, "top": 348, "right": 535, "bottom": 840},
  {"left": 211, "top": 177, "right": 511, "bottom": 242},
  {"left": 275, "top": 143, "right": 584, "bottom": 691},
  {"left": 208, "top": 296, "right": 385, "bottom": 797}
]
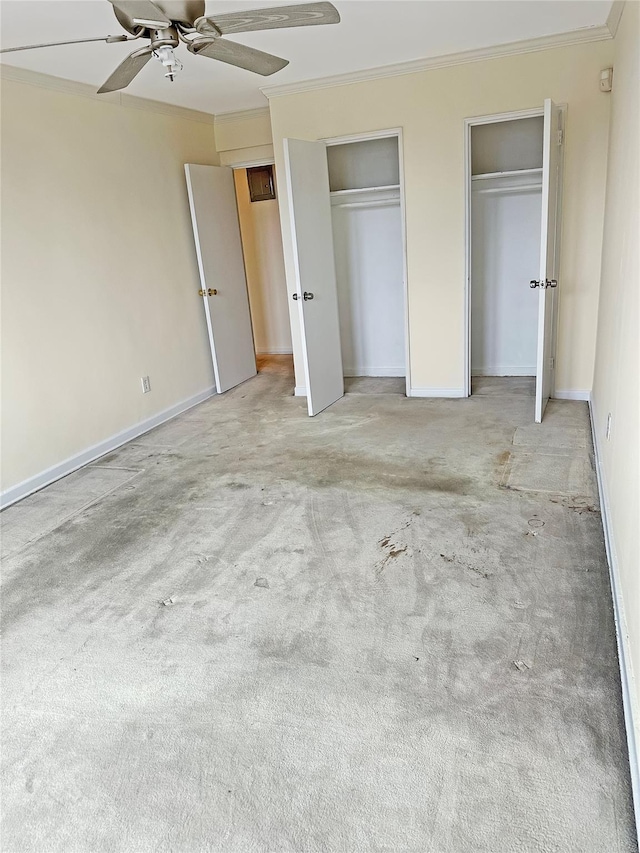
[
  {"left": 471, "top": 367, "right": 536, "bottom": 377},
  {"left": 256, "top": 348, "right": 293, "bottom": 355},
  {"left": 552, "top": 389, "right": 591, "bottom": 401},
  {"left": 294, "top": 386, "right": 307, "bottom": 397},
  {"left": 343, "top": 367, "right": 405, "bottom": 378},
  {"left": 589, "top": 395, "right": 639, "bottom": 830},
  {"left": 0, "top": 386, "right": 217, "bottom": 510},
  {"left": 409, "top": 388, "right": 465, "bottom": 398}
]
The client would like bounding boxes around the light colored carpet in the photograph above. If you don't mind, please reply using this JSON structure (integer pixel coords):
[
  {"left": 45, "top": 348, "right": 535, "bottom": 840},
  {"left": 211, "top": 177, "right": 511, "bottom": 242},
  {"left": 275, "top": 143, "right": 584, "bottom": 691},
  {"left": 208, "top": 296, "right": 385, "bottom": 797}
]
[{"left": 1, "top": 364, "right": 636, "bottom": 852}]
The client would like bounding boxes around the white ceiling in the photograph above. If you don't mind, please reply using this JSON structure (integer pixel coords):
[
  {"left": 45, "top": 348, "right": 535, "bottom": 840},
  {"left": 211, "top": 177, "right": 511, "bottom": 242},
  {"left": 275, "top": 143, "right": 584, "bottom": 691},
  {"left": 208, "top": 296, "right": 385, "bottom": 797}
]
[{"left": 0, "top": 0, "right": 613, "bottom": 114}]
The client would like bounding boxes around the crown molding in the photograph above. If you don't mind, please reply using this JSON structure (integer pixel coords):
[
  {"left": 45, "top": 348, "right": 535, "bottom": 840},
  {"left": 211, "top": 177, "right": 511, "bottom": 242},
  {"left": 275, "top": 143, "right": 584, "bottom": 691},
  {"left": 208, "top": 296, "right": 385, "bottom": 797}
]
[
  {"left": 261, "top": 24, "right": 614, "bottom": 100},
  {"left": 0, "top": 64, "right": 216, "bottom": 124},
  {"left": 606, "top": 0, "right": 625, "bottom": 38},
  {"left": 214, "top": 107, "right": 270, "bottom": 126}
]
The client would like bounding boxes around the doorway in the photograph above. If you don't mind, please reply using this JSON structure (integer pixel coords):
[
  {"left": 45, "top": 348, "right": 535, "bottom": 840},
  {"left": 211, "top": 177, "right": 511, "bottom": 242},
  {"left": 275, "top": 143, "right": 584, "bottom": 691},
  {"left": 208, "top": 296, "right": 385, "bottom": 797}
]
[
  {"left": 232, "top": 163, "right": 292, "bottom": 364},
  {"left": 464, "top": 103, "right": 565, "bottom": 421},
  {"left": 185, "top": 160, "right": 293, "bottom": 395}
]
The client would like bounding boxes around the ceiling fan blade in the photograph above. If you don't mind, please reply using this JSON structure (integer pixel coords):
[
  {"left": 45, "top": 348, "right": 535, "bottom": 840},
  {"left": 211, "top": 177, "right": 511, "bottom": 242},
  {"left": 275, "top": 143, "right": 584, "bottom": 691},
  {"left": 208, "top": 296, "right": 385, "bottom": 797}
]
[
  {"left": 0, "top": 35, "right": 128, "bottom": 54},
  {"left": 108, "top": 0, "right": 171, "bottom": 28},
  {"left": 195, "top": 2, "right": 339, "bottom": 36},
  {"left": 190, "top": 38, "right": 289, "bottom": 76},
  {"left": 97, "top": 46, "right": 153, "bottom": 93}
]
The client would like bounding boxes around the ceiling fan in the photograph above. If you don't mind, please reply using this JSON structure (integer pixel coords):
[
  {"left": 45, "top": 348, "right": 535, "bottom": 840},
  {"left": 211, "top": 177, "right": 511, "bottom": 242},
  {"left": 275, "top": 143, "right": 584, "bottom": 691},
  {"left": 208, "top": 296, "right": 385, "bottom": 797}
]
[{"left": 0, "top": 1, "right": 340, "bottom": 93}]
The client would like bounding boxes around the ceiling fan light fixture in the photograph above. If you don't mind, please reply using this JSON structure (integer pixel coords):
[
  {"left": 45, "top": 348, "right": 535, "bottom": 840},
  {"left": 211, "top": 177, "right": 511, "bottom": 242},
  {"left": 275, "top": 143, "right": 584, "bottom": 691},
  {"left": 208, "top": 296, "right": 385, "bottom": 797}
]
[{"left": 154, "top": 44, "right": 182, "bottom": 81}]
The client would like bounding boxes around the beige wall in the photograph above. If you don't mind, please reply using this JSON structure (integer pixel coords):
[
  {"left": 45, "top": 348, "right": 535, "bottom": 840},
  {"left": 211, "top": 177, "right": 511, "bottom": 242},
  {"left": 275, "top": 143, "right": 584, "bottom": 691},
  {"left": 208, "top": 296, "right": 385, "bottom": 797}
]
[
  {"left": 214, "top": 109, "right": 274, "bottom": 167},
  {"left": 592, "top": 1, "right": 640, "bottom": 746},
  {"left": 1, "top": 76, "right": 218, "bottom": 494},
  {"left": 234, "top": 169, "right": 291, "bottom": 354},
  {"left": 267, "top": 39, "right": 614, "bottom": 393}
]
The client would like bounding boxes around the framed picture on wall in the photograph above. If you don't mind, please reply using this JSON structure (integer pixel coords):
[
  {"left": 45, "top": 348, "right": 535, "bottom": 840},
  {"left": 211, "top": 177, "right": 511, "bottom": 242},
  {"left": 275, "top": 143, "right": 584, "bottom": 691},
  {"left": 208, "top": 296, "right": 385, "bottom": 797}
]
[{"left": 247, "top": 165, "right": 276, "bottom": 202}]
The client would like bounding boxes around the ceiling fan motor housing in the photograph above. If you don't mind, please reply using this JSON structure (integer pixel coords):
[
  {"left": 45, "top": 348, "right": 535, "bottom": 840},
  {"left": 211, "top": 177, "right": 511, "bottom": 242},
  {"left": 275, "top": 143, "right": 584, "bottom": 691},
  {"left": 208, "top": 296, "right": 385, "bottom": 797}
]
[
  {"left": 149, "top": 27, "right": 179, "bottom": 50},
  {"left": 112, "top": 1, "right": 205, "bottom": 35}
]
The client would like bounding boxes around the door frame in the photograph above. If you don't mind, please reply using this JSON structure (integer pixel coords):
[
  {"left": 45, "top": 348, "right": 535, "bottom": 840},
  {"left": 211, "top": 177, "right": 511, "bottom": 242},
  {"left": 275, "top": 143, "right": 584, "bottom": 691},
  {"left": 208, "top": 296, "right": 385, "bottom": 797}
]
[
  {"left": 321, "top": 128, "right": 411, "bottom": 397},
  {"left": 463, "top": 106, "right": 564, "bottom": 398}
]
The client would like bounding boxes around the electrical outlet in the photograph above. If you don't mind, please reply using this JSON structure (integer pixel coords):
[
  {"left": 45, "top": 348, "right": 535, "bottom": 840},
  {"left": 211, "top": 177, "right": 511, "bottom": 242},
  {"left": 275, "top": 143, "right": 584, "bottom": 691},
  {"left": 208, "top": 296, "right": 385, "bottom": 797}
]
[
  {"left": 141, "top": 376, "right": 151, "bottom": 394},
  {"left": 606, "top": 412, "right": 612, "bottom": 440}
]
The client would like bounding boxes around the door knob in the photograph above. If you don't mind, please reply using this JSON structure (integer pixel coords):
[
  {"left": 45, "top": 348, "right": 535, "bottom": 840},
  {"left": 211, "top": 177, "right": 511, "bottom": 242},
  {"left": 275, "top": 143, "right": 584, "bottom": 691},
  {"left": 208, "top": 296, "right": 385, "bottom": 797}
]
[
  {"left": 303, "top": 292, "right": 314, "bottom": 300},
  {"left": 530, "top": 280, "right": 541, "bottom": 288}
]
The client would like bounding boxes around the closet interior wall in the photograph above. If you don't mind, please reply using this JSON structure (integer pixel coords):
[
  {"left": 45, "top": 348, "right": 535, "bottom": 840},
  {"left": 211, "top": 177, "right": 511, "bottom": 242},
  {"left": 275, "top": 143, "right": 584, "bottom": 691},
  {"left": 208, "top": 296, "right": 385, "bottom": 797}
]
[
  {"left": 470, "top": 117, "right": 544, "bottom": 379},
  {"left": 327, "top": 137, "right": 405, "bottom": 378}
]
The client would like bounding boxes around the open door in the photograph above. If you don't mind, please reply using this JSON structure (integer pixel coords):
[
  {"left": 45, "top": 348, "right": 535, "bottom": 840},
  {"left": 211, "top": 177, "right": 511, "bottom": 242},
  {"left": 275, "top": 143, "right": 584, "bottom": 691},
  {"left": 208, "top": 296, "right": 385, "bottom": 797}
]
[
  {"left": 185, "top": 164, "right": 256, "bottom": 394},
  {"left": 283, "top": 138, "right": 343, "bottom": 416},
  {"left": 535, "top": 99, "right": 563, "bottom": 422}
]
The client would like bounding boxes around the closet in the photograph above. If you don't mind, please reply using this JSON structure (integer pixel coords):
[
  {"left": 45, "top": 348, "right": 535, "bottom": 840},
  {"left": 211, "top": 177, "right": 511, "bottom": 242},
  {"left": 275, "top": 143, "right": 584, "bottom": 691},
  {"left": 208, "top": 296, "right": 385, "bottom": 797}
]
[
  {"left": 326, "top": 137, "right": 405, "bottom": 378},
  {"left": 470, "top": 116, "right": 544, "bottom": 380}
]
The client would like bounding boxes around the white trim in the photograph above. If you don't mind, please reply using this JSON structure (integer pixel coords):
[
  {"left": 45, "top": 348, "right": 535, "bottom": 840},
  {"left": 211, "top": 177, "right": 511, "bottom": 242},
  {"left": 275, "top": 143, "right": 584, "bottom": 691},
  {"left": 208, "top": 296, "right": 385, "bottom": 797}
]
[
  {"left": 552, "top": 389, "right": 591, "bottom": 401},
  {"left": 256, "top": 348, "right": 293, "bottom": 355},
  {"left": 607, "top": 1, "right": 626, "bottom": 38},
  {"left": 343, "top": 367, "right": 405, "bottom": 378},
  {"left": 261, "top": 26, "right": 612, "bottom": 100},
  {"left": 409, "top": 388, "right": 465, "bottom": 398},
  {"left": 397, "top": 130, "right": 411, "bottom": 400},
  {"left": 214, "top": 107, "right": 270, "bottom": 125},
  {"left": 0, "top": 386, "right": 216, "bottom": 510},
  {"left": 230, "top": 157, "right": 275, "bottom": 169},
  {"left": 589, "top": 395, "right": 640, "bottom": 831},
  {"left": 0, "top": 64, "right": 216, "bottom": 124},
  {"left": 322, "top": 128, "right": 403, "bottom": 146},
  {"left": 294, "top": 386, "right": 307, "bottom": 397}
]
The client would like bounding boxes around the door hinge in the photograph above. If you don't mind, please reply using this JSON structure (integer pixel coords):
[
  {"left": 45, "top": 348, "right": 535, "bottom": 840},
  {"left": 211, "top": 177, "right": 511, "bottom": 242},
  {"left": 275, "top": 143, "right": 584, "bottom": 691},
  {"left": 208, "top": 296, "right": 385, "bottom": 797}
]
[
  {"left": 550, "top": 357, "right": 555, "bottom": 370},
  {"left": 557, "top": 129, "right": 563, "bottom": 146}
]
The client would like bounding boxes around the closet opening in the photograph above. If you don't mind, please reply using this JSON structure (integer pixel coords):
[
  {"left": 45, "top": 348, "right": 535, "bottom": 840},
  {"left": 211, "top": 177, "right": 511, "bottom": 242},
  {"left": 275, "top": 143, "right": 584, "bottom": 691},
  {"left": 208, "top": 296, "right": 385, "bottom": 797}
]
[
  {"left": 465, "top": 112, "right": 545, "bottom": 399},
  {"left": 324, "top": 132, "right": 409, "bottom": 396},
  {"left": 232, "top": 161, "right": 293, "bottom": 380}
]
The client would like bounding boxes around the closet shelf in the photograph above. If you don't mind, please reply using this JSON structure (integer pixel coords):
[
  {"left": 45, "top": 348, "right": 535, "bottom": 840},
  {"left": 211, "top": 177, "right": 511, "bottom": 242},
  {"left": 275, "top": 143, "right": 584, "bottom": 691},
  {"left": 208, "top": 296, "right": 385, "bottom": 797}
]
[
  {"left": 471, "top": 168, "right": 542, "bottom": 181},
  {"left": 329, "top": 184, "right": 400, "bottom": 197}
]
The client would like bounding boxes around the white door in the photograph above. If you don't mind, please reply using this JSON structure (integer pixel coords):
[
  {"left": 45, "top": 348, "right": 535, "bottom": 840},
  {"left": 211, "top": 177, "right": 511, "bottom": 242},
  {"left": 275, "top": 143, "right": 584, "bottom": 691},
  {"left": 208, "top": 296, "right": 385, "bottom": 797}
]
[
  {"left": 283, "top": 138, "right": 343, "bottom": 416},
  {"left": 185, "top": 164, "right": 256, "bottom": 393},
  {"left": 535, "top": 99, "right": 563, "bottom": 422}
]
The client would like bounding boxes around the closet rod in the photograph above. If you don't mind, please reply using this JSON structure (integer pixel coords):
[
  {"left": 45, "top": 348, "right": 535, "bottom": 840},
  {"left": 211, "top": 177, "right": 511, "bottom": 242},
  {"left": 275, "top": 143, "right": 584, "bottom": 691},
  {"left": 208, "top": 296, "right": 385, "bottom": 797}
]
[
  {"left": 331, "top": 199, "right": 401, "bottom": 209},
  {"left": 330, "top": 184, "right": 400, "bottom": 197},
  {"left": 471, "top": 168, "right": 543, "bottom": 181},
  {"left": 473, "top": 184, "right": 542, "bottom": 195}
]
